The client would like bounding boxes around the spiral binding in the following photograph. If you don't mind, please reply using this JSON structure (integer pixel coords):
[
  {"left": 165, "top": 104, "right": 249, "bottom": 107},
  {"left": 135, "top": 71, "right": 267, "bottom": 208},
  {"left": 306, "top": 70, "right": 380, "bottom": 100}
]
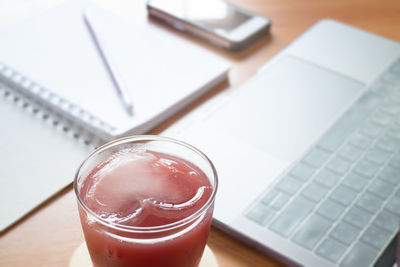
[
  {"left": 0, "top": 79, "right": 103, "bottom": 150},
  {"left": 0, "top": 62, "right": 117, "bottom": 139}
]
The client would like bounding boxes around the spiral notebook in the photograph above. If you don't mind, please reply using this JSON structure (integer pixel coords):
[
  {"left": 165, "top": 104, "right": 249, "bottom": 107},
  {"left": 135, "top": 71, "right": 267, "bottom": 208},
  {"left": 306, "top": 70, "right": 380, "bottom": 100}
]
[
  {"left": 0, "top": 1, "right": 229, "bottom": 232},
  {"left": 0, "top": 1, "right": 229, "bottom": 141}
]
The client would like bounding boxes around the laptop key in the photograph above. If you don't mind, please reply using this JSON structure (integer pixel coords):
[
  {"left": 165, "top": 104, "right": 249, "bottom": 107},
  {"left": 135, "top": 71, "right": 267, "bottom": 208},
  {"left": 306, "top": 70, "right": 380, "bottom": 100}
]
[
  {"left": 341, "top": 172, "right": 368, "bottom": 192},
  {"left": 355, "top": 193, "right": 383, "bottom": 214},
  {"left": 364, "top": 147, "right": 391, "bottom": 165},
  {"left": 387, "top": 123, "right": 400, "bottom": 139},
  {"left": 289, "top": 162, "right": 316, "bottom": 182},
  {"left": 340, "top": 241, "right": 379, "bottom": 267},
  {"left": 353, "top": 158, "right": 380, "bottom": 179},
  {"left": 316, "top": 238, "right": 347, "bottom": 263},
  {"left": 314, "top": 169, "right": 341, "bottom": 188},
  {"left": 384, "top": 195, "right": 400, "bottom": 216},
  {"left": 359, "top": 121, "right": 384, "bottom": 138},
  {"left": 375, "top": 134, "right": 400, "bottom": 152},
  {"left": 367, "top": 179, "right": 393, "bottom": 199},
  {"left": 329, "top": 185, "right": 358, "bottom": 206},
  {"left": 379, "top": 100, "right": 400, "bottom": 115},
  {"left": 389, "top": 153, "right": 400, "bottom": 169},
  {"left": 348, "top": 132, "right": 373, "bottom": 150},
  {"left": 378, "top": 165, "right": 400, "bottom": 185},
  {"left": 326, "top": 156, "right": 352, "bottom": 175},
  {"left": 301, "top": 147, "right": 331, "bottom": 168},
  {"left": 373, "top": 211, "right": 400, "bottom": 233},
  {"left": 270, "top": 192, "right": 290, "bottom": 210},
  {"left": 317, "top": 129, "right": 351, "bottom": 153},
  {"left": 361, "top": 226, "right": 392, "bottom": 249},
  {"left": 330, "top": 222, "right": 360, "bottom": 245},
  {"left": 343, "top": 207, "right": 372, "bottom": 229},
  {"left": 275, "top": 175, "right": 303, "bottom": 195},
  {"left": 292, "top": 214, "right": 332, "bottom": 250},
  {"left": 260, "top": 189, "right": 279, "bottom": 205},
  {"left": 369, "top": 110, "right": 393, "bottom": 126},
  {"left": 317, "top": 199, "right": 345, "bottom": 221},
  {"left": 338, "top": 144, "right": 363, "bottom": 162},
  {"left": 301, "top": 182, "right": 329, "bottom": 203},
  {"left": 269, "top": 197, "right": 314, "bottom": 237},
  {"left": 246, "top": 203, "right": 276, "bottom": 226}
]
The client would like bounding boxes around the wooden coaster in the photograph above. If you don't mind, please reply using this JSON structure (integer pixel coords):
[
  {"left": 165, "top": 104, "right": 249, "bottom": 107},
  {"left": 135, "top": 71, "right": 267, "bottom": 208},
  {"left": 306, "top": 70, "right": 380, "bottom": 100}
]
[{"left": 70, "top": 242, "right": 218, "bottom": 267}]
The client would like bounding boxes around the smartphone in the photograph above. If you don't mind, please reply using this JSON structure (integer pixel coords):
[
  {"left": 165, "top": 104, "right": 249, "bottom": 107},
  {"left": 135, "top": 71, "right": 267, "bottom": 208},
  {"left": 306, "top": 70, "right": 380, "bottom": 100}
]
[{"left": 147, "top": 0, "right": 271, "bottom": 51}]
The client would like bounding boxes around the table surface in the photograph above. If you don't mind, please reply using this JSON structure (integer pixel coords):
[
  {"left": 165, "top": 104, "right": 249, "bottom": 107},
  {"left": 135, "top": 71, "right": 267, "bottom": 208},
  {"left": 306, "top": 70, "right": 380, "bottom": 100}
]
[{"left": 1, "top": 0, "right": 400, "bottom": 266}]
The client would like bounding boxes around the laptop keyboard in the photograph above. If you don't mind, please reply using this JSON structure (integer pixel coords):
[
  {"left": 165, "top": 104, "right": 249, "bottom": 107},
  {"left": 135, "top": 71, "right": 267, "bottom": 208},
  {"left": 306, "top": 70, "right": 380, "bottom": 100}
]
[{"left": 246, "top": 58, "right": 400, "bottom": 266}]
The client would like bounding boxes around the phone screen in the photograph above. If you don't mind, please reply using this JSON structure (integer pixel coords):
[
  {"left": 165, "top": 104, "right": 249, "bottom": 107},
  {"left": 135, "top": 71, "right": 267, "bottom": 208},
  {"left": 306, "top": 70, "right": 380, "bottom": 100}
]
[{"left": 150, "top": 0, "right": 253, "bottom": 34}]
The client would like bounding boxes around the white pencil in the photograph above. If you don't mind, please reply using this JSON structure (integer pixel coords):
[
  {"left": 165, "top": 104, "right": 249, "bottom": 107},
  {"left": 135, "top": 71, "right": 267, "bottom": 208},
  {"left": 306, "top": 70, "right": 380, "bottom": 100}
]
[{"left": 84, "top": 11, "right": 134, "bottom": 116}]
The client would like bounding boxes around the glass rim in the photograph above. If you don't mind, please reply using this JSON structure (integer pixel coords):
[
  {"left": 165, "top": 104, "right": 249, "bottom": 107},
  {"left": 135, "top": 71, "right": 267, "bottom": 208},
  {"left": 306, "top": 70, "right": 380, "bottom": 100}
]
[{"left": 73, "top": 135, "right": 218, "bottom": 233}]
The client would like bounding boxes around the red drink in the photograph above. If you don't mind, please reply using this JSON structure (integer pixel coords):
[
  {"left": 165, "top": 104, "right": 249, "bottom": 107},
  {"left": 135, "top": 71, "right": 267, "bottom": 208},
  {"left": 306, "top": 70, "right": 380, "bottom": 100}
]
[{"left": 74, "top": 136, "right": 217, "bottom": 267}]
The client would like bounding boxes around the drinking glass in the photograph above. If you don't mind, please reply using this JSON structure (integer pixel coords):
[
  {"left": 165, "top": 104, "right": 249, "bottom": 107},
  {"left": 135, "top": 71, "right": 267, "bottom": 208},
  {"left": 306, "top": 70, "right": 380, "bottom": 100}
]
[{"left": 74, "top": 135, "right": 218, "bottom": 267}]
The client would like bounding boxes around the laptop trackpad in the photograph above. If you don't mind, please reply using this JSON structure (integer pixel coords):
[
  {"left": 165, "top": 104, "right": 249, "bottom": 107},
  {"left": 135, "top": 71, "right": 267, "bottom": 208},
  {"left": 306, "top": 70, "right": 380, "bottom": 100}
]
[{"left": 205, "top": 56, "right": 364, "bottom": 162}]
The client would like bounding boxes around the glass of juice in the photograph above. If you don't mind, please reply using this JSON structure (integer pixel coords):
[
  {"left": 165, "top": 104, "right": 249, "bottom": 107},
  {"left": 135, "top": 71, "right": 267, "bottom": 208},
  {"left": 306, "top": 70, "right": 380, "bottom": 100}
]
[{"left": 74, "top": 135, "right": 218, "bottom": 267}]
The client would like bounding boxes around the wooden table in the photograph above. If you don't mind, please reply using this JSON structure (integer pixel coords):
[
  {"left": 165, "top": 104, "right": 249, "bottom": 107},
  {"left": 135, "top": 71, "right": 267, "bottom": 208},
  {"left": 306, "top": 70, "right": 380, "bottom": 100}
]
[{"left": 1, "top": 0, "right": 399, "bottom": 266}]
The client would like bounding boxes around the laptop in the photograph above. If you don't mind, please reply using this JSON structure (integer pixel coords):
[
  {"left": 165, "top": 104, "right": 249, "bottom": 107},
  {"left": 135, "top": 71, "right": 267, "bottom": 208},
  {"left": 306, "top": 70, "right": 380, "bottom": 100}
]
[{"left": 165, "top": 19, "right": 400, "bottom": 266}]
